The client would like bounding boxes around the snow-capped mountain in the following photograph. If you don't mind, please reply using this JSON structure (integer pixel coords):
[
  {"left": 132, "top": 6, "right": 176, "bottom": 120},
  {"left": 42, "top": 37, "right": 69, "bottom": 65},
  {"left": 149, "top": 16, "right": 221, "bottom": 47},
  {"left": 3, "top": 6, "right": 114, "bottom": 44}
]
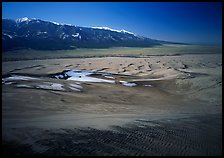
[{"left": 2, "top": 17, "right": 179, "bottom": 51}]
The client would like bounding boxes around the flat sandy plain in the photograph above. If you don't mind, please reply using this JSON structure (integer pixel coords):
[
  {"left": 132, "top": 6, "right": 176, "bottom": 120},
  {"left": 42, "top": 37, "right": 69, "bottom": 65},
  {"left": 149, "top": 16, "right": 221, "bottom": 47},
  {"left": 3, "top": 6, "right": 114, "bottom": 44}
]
[{"left": 2, "top": 45, "right": 222, "bottom": 156}]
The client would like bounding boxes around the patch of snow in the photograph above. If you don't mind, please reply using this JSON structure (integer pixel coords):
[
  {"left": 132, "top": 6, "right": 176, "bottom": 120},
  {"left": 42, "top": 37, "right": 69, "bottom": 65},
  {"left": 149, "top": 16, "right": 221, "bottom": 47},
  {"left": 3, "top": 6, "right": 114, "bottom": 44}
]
[
  {"left": 144, "top": 85, "right": 152, "bottom": 87},
  {"left": 104, "top": 75, "right": 115, "bottom": 79},
  {"left": 69, "top": 86, "right": 81, "bottom": 91},
  {"left": 16, "top": 84, "right": 32, "bottom": 88},
  {"left": 51, "top": 21, "right": 60, "bottom": 25},
  {"left": 63, "top": 23, "right": 73, "bottom": 26},
  {"left": 55, "top": 75, "right": 64, "bottom": 79},
  {"left": 70, "top": 83, "right": 83, "bottom": 89},
  {"left": 50, "top": 21, "right": 74, "bottom": 26},
  {"left": 62, "top": 34, "right": 69, "bottom": 39},
  {"left": 65, "top": 70, "right": 92, "bottom": 77},
  {"left": 16, "top": 17, "right": 31, "bottom": 23},
  {"left": 3, "top": 33, "right": 13, "bottom": 39},
  {"left": 92, "top": 26, "right": 119, "bottom": 32},
  {"left": 65, "top": 70, "right": 115, "bottom": 83},
  {"left": 91, "top": 26, "right": 135, "bottom": 35},
  {"left": 60, "top": 33, "right": 65, "bottom": 38},
  {"left": 3, "top": 75, "right": 40, "bottom": 82},
  {"left": 120, "top": 29, "right": 135, "bottom": 35},
  {"left": 120, "top": 81, "right": 137, "bottom": 87},
  {"left": 72, "top": 33, "right": 79, "bottom": 38},
  {"left": 37, "top": 31, "right": 47, "bottom": 35},
  {"left": 68, "top": 76, "right": 115, "bottom": 83},
  {"left": 4, "top": 82, "right": 15, "bottom": 85},
  {"left": 110, "top": 36, "right": 117, "bottom": 41},
  {"left": 58, "top": 75, "right": 64, "bottom": 78},
  {"left": 37, "top": 82, "right": 64, "bottom": 91}
]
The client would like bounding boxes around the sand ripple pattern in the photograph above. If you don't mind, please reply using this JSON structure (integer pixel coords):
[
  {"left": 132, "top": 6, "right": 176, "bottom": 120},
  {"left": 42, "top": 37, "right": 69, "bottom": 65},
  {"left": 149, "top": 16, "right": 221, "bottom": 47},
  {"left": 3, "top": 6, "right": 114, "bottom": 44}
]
[{"left": 2, "top": 115, "right": 222, "bottom": 156}]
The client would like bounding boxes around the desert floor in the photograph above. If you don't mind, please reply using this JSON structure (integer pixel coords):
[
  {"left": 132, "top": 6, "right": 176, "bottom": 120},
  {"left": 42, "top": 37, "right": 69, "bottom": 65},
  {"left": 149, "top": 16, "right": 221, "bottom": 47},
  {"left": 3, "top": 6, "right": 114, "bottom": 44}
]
[{"left": 2, "top": 50, "right": 222, "bottom": 156}]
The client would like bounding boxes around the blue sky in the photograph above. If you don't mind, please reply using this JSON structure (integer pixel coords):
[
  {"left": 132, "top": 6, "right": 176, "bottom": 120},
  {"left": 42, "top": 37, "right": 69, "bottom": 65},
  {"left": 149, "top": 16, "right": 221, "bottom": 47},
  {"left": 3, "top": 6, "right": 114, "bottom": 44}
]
[{"left": 2, "top": 2, "right": 222, "bottom": 44}]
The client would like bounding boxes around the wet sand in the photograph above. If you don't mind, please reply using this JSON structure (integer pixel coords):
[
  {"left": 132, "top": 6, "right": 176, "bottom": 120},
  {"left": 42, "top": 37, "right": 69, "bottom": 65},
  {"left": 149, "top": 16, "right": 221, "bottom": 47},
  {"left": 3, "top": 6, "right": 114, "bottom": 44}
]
[{"left": 2, "top": 53, "right": 222, "bottom": 156}]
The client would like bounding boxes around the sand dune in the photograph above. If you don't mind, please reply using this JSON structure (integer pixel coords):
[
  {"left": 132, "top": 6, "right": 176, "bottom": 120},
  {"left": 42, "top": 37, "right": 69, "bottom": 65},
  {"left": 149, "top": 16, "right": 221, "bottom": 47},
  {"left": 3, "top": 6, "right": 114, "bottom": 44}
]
[{"left": 2, "top": 53, "right": 222, "bottom": 156}]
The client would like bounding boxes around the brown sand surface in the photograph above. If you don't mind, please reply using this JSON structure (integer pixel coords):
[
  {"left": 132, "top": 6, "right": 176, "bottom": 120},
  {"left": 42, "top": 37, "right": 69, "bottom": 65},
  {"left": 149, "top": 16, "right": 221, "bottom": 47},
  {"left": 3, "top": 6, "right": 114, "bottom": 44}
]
[{"left": 2, "top": 53, "right": 222, "bottom": 156}]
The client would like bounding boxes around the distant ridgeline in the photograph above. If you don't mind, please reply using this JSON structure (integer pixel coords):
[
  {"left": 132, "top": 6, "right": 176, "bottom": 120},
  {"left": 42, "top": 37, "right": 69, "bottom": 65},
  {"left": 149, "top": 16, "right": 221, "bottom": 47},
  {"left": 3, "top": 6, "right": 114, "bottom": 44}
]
[{"left": 2, "top": 17, "right": 181, "bottom": 51}]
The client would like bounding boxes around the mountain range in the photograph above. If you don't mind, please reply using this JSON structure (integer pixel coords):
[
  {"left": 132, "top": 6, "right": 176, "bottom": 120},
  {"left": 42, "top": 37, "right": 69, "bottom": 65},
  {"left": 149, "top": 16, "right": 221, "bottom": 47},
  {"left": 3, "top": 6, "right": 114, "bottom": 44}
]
[{"left": 2, "top": 17, "right": 183, "bottom": 51}]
